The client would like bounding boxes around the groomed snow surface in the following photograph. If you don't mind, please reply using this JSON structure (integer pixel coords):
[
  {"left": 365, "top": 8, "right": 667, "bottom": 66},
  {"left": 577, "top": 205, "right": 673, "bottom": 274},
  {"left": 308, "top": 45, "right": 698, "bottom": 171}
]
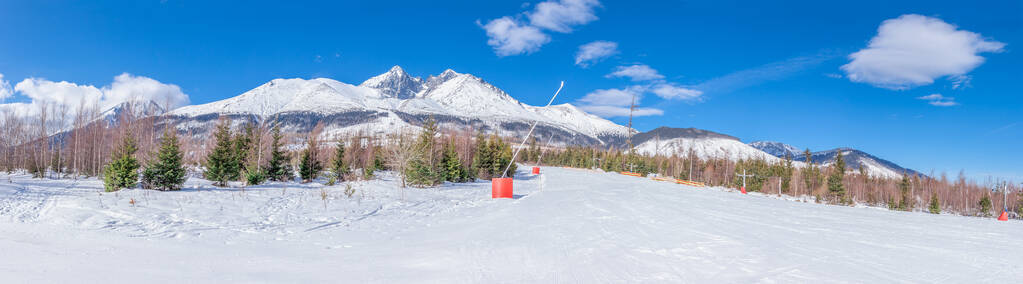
[{"left": 1, "top": 167, "right": 1020, "bottom": 283}]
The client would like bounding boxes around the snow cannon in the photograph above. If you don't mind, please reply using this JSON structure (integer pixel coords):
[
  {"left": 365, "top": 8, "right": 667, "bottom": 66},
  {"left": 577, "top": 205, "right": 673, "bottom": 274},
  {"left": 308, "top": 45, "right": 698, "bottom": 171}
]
[
  {"left": 532, "top": 167, "right": 540, "bottom": 175},
  {"left": 740, "top": 186, "right": 748, "bottom": 194},
  {"left": 998, "top": 211, "right": 1009, "bottom": 221},
  {"left": 492, "top": 177, "right": 513, "bottom": 198}
]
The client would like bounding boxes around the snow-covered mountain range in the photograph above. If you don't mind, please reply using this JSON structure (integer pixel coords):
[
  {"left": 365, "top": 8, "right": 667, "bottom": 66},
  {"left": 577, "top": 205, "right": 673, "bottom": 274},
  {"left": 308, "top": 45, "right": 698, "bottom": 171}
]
[
  {"left": 749, "top": 141, "right": 802, "bottom": 158},
  {"left": 101, "top": 65, "right": 918, "bottom": 179},
  {"left": 631, "top": 127, "right": 782, "bottom": 162},
  {"left": 748, "top": 141, "right": 921, "bottom": 178},
  {"left": 165, "top": 66, "right": 630, "bottom": 145},
  {"left": 627, "top": 128, "right": 917, "bottom": 179}
]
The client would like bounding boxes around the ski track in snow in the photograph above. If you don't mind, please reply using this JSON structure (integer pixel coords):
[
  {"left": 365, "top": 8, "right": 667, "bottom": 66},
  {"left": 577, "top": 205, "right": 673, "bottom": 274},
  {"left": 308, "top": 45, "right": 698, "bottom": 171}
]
[{"left": 0, "top": 167, "right": 1021, "bottom": 283}]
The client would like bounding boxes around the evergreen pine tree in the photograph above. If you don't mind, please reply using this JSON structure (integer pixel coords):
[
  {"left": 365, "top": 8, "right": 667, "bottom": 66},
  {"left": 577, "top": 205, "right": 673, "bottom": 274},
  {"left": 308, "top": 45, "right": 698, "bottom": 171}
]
[
  {"left": 204, "top": 120, "right": 238, "bottom": 187},
  {"left": 978, "top": 195, "right": 992, "bottom": 217},
  {"left": 142, "top": 129, "right": 187, "bottom": 191},
  {"left": 471, "top": 132, "right": 492, "bottom": 178},
  {"left": 1016, "top": 194, "right": 1023, "bottom": 218},
  {"left": 802, "top": 149, "right": 816, "bottom": 193},
  {"left": 330, "top": 139, "right": 349, "bottom": 182},
  {"left": 298, "top": 138, "right": 323, "bottom": 183},
  {"left": 103, "top": 135, "right": 140, "bottom": 192},
  {"left": 440, "top": 141, "right": 469, "bottom": 182},
  {"left": 898, "top": 174, "right": 912, "bottom": 211},
  {"left": 265, "top": 125, "right": 293, "bottom": 182},
  {"left": 233, "top": 123, "right": 254, "bottom": 178},
  {"left": 782, "top": 154, "right": 794, "bottom": 194},
  {"left": 827, "top": 150, "right": 847, "bottom": 204},
  {"left": 928, "top": 193, "right": 941, "bottom": 214},
  {"left": 527, "top": 137, "right": 539, "bottom": 163},
  {"left": 406, "top": 118, "right": 441, "bottom": 187}
]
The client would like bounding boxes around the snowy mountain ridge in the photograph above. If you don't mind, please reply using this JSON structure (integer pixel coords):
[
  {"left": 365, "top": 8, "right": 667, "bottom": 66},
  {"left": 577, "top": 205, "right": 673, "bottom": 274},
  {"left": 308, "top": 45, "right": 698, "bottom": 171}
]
[
  {"left": 749, "top": 141, "right": 920, "bottom": 179},
  {"left": 631, "top": 127, "right": 782, "bottom": 162},
  {"left": 628, "top": 128, "right": 916, "bottom": 179},
  {"left": 167, "top": 66, "right": 631, "bottom": 144},
  {"left": 749, "top": 141, "right": 802, "bottom": 158}
]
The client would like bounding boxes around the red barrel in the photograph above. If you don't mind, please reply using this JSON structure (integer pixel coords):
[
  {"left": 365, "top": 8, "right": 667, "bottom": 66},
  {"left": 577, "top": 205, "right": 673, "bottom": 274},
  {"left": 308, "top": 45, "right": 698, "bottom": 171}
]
[
  {"left": 492, "top": 178, "right": 513, "bottom": 198},
  {"left": 532, "top": 167, "right": 540, "bottom": 174}
]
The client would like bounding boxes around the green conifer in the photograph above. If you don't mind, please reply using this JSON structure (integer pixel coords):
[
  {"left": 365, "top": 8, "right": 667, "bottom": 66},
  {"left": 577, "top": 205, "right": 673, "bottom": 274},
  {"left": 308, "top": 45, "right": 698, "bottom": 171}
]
[
  {"left": 405, "top": 118, "right": 441, "bottom": 187},
  {"left": 978, "top": 195, "right": 992, "bottom": 217},
  {"left": 928, "top": 193, "right": 941, "bottom": 214},
  {"left": 142, "top": 129, "right": 187, "bottom": 191},
  {"left": 827, "top": 151, "right": 847, "bottom": 203},
  {"left": 298, "top": 138, "right": 322, "bottom": 183},
  {"left": 440, "top": 141, "right": 469, "bottom": 182},
  {"left": 103, "top": 135, "right": 140, "bottom": 192},
  {"left": 204, "top": 120, "right": 238, "bottom": 187},
  {"left": 330, "top": 139, "right": 349, "bottom": 182},
  {"left": 265, "top": 125, "right": 293, "bottom": 182}
]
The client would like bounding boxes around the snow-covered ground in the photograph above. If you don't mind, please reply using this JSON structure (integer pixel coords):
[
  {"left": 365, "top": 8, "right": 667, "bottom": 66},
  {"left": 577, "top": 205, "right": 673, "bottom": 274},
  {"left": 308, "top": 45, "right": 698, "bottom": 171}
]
[{"left": 1, "top": 167, "right": 1021, "bottom": 283}]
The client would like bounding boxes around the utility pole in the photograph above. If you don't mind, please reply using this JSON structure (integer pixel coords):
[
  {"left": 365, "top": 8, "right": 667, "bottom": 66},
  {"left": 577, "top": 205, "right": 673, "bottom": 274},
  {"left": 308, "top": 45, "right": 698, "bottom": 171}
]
[
  {"left": 625, "top": 91, "right": 636, "bottom": 172},
  {"left": 1004, "top": 182, "right": 1009, "bottom": 213},
  {"left": 736, "top": 169, "right": 753, "bottom": 194}
]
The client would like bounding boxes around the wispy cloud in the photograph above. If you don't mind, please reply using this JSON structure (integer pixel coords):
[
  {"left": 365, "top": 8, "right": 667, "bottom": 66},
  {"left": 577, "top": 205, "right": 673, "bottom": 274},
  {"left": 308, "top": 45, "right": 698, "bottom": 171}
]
[
  {"left": 693, "top": 50, "right": 839, "bottom": 95},
  {"left": 987, "top": 122, "right": 1019, "bottom": 135},
  {"left": 842, "top": 14, "right": 1004, "bottom": 90},
  {"left": 480, "top": 0, "right": 601, "bottom": 56},
  {"left": 916, "top": 93, "right": 958, "bottom": 106},
  {"left": 650, "top": 83, "right": 702, "bottom": 100},
  {"left": 575, "top": 40, "right": 618, "bottom": 67},
  {"left": 606, "top": 64, "right": 664, "bottom": 81}
]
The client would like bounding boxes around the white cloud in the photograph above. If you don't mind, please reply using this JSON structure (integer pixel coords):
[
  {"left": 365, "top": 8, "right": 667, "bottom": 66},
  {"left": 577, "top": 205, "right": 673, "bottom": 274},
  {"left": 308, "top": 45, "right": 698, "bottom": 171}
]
[
  {"left": 916, "top": 93, "right": 958, "bottom": 106},
  {"left": 14, "top": 78, "right": 104, "bottom": 109},
  {"left": 0, "top": 74, "right": 11, "bottom": 102},
  {"left": 481, "top": 17, "right": 551, "bottom": 57},
  {"left": 575, "top": 86, "right": 663, "bottom": 118},
  {"left": 103, "top": 73, "right": 189, "bottom": 110},
  {"left": 575, "top": 40, "right": 618, "bottom": 67},
  {"left": 481, "top": 0, "right": 601, "bottom": 56},
  {"left": 842, "top": 14, "right": 1005, "bottom": 90},
  {"left": 580, "top": 64, "right": 702, "bottom": 117},
  {"left": 650, "top": 83, "right": 702, "bottom": 100},
  {"left": 528, "top": 0, "right": 600, "bottom": 33},
  {"left": 3, "top": 73, "right": 189, "bottom": 118},
  {"left": 607, "top": 64, "right": 664, "bottom": 81},
  {"left": 578, "top": 86, "right": 642, "bottom": 106}
]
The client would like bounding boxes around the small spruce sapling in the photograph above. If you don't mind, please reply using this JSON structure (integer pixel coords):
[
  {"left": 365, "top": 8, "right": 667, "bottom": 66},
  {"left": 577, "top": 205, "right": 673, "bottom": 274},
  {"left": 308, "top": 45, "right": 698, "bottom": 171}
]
[{"left": 103, "top": 135, "right": 140, "bottom": 192}]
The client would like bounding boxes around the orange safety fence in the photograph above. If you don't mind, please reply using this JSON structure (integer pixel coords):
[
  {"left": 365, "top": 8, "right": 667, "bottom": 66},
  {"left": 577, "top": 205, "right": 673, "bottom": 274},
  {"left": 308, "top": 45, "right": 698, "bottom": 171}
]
[
  {"left": 673, "top": 179, "right": 706, "bottom": 187},
  {"left": 619, "top": 172, "right": 643, "bottom": 177},
  {"left": 651, "top": 176, "right": 672, "bottom": 182}
]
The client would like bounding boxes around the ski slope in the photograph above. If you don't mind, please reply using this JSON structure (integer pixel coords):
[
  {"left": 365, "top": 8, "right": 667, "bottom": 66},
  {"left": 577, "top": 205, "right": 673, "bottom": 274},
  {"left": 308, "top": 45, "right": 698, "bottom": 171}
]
[{"left": 0, "top": 167, "right": 1020, "bottom": 283}]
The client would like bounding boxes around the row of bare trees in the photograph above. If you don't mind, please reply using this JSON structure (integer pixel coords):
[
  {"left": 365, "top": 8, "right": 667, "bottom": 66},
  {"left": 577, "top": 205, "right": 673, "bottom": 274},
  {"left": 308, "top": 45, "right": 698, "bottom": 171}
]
[
  {"left": 531, "top": 145, "right": 1021, "bottom": 219},
  {"left": 0, "top": 100, "right": 169, "bottom": 179}
]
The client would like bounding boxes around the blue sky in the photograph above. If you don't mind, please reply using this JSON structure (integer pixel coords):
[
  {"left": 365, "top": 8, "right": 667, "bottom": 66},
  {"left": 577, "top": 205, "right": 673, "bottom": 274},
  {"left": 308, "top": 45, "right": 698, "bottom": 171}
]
[{"left": 0, "top": 0, "right": 1020, "bottom": 182}]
